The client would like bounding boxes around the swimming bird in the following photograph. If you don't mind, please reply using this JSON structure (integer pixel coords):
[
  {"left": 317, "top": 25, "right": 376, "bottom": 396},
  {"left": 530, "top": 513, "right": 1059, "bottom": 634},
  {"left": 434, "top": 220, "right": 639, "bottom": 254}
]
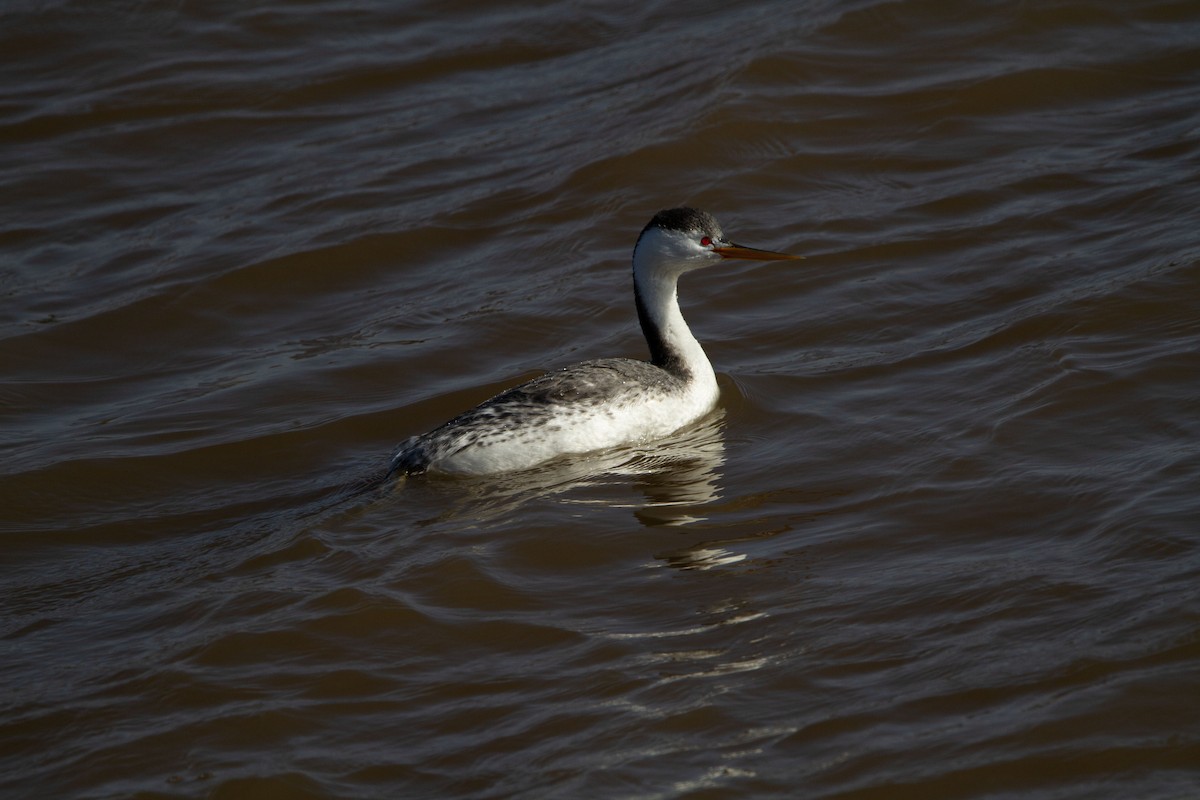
[{"left": 389, "top": 207, "right": 800, "bottom": 476}]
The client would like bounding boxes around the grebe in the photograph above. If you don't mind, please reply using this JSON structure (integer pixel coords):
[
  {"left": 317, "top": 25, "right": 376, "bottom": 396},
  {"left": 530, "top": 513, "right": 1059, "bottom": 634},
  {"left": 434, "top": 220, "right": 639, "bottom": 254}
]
[{"left": 389, "top": 207, "right": 800, "bottom": 476}]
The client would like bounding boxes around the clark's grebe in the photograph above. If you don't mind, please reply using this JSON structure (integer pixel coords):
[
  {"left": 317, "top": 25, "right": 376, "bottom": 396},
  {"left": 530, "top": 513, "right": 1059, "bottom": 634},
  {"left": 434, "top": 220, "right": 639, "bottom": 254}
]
[{"left": 389, "top": 207, "right": 799, "bottom": 476}]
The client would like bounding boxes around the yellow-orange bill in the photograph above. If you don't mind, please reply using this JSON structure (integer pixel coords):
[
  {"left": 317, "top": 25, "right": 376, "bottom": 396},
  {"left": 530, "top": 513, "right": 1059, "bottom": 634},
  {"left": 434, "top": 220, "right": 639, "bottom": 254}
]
[{"left": 713, "top": 243, "right": 803, "bottom": 261}]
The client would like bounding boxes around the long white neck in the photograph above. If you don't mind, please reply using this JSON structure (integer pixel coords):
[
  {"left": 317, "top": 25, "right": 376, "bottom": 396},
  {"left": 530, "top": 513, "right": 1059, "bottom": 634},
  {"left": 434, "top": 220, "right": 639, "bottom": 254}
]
[{"left": 633, "top": 266, "right": 714, "bottom": 383}]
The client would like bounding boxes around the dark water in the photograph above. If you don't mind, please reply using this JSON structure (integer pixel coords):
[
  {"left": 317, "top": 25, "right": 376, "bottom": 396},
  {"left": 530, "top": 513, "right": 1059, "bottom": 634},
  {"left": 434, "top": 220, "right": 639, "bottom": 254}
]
[{"left": 3, "top": 0, "right": 1200, "bottom": 797}]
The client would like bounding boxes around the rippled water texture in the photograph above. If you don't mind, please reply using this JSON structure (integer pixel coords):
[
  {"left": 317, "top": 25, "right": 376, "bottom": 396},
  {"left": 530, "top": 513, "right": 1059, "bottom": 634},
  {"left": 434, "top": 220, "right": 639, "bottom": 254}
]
[{"left": 3, "top": 0, "right": 1199, "bottom": 797}]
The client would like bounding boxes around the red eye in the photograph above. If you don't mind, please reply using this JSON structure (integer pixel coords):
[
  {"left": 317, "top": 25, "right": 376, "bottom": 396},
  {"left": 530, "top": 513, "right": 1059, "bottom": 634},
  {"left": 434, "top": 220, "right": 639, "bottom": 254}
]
[{"left": 700, "top": 236, "right": 712, "bottom": 247}]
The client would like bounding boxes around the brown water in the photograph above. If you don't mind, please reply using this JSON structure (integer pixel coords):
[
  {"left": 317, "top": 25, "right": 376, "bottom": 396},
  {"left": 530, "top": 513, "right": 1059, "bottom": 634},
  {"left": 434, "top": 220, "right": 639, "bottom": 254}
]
[{"left": 3, "top": 0, "right": 1200, "bottom": 797}]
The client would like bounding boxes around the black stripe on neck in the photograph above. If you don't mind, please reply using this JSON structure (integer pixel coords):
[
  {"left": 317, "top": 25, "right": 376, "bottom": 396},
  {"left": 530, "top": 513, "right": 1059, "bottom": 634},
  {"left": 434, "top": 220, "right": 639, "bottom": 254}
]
[{"left": 634, "top": 281, "right": 690, "bottom": 378}]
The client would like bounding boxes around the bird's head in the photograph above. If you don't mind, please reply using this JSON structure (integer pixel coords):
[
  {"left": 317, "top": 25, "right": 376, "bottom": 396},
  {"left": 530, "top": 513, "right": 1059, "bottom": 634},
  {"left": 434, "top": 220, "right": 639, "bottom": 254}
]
[{"left": 633, "top": 207, "right": 800, "bottom": 278}]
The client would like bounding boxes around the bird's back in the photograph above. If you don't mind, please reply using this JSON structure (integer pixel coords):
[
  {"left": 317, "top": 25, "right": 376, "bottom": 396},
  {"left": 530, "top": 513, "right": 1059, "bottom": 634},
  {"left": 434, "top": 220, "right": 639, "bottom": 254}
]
[{"left": 390, "top": 357, "right": 715, "bottom": 475}]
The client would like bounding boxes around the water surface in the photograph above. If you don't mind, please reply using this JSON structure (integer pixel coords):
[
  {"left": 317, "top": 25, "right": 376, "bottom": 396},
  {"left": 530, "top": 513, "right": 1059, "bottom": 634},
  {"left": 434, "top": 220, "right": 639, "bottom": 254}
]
[{"left": 2, "top": 0, "right": 1199, "bottom": 797}]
